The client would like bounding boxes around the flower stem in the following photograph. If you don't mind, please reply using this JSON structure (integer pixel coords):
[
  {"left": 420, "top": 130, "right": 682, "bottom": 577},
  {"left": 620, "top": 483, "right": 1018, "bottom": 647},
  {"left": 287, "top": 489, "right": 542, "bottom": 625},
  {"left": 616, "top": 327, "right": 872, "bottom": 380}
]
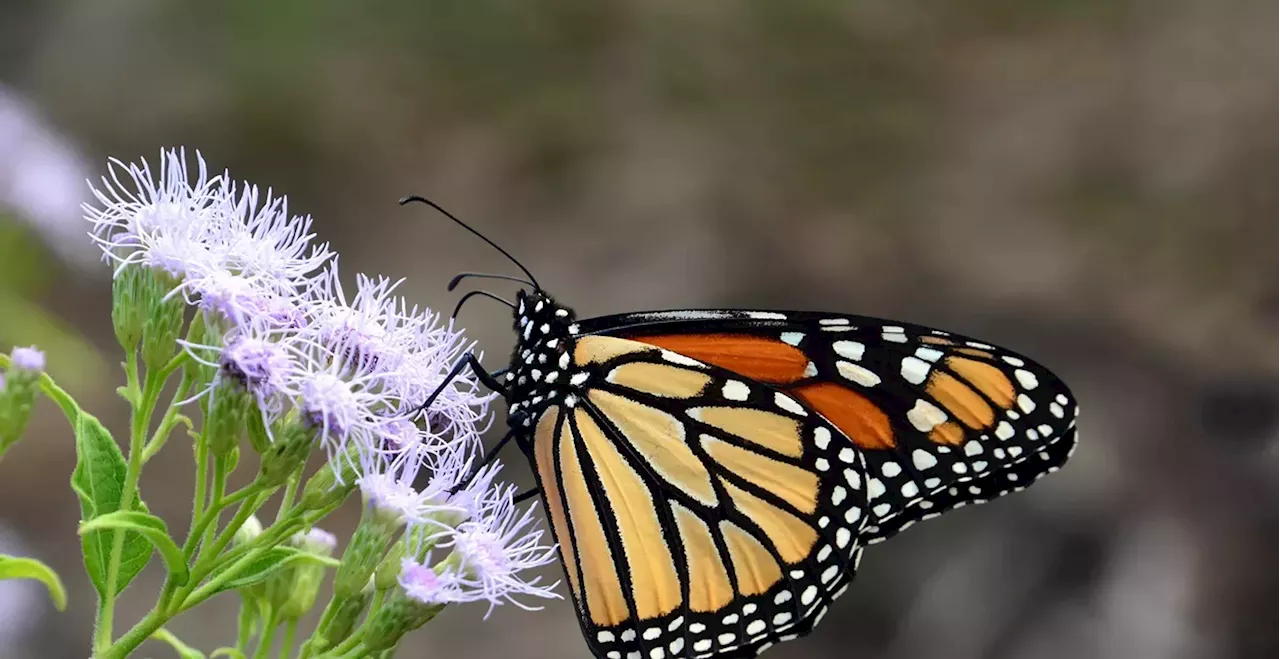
[
  {"left": 237, "top": 595, "right": 260, "bottom": 653},
  {"left": 277, "top": 475, "right": 299, "bottom": 524},
  {"left": 100, "top": 607, "right": 167, "bottom": 659},
  {"left": 279, "top": 618, "right": 299, "bottom": 659},
  {"left": 141, "top": 370, "right": 193, "bottom": 462},
  {"left": 204, "top": 453, "right": 232, "bottom": 549},
  {"left": 253, "top": 607, "right": 282, "bottom": 659},
  {"left": 94, "top": 351, "right": 164, "bottom": 655},
  {"left": 190, "top": 430, "right": 210, "bottom": 547}
]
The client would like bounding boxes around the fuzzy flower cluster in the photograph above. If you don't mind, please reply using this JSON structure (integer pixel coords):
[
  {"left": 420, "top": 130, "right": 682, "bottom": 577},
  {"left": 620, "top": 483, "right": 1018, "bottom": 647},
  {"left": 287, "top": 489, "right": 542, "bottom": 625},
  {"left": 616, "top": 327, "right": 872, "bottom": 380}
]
[
  {"left": 398, "top": 480, "right": 561, "bottom": 616},
  {"left": 83, "top": 148, "right": 558, "bottom": 615}
]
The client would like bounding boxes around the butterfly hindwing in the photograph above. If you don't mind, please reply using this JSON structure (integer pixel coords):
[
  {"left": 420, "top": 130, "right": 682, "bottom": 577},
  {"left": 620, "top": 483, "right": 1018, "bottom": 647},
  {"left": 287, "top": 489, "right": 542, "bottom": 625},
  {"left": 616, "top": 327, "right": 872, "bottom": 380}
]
[
  {"left": 529, "top": 335, "right": 870, "bottom": 659},
  {"left": 573, "top": 309, "right": 1080, "bottom": 544}
]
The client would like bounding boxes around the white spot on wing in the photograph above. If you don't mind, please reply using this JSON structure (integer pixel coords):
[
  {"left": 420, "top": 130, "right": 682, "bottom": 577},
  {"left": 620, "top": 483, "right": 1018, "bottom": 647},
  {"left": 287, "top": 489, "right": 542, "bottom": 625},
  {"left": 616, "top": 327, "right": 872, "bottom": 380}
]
[
  {"left": 912, "top": 449, "right": 938, "bottom": 470},
  {"left": 813, "top": 426, "right": 831, "bottom": 449},
  {"left": 747, "top": 311, "right": 788, "bottom": 320},
  {"left": 837, "top": 361, "right": 881, "bottom": 387},
  {"left": 819, "top": 318, "right": 850, "bottom": 326},
  {"left": 906, "top": 399, "right": 947, "bottom": 432},
  {"left": 774, "top": 392, "right": 807, "bottom": 416},
  {"left": 780, "top": 332, "right": 804, "bottom": 346},
  {"left": 662, "top": 351, "right": 702, "bottom": 367},
  {"left": 1015, "top": 369, "right": 1039, "bottom": 390},
  {"left": 867, "top": 478, "right": 885, "bottom": 499},
  {"left": 722, "top": 380, "right": 750, "bottom": 401},
  {"left": 915, "top": 347, "right": 944, "bottom": 362},
  {"left": 900, "top": 356, "right": 931, "bottom": 385},
  {"left": 833, "top": 340, "right": 865, "bottom": 361}
]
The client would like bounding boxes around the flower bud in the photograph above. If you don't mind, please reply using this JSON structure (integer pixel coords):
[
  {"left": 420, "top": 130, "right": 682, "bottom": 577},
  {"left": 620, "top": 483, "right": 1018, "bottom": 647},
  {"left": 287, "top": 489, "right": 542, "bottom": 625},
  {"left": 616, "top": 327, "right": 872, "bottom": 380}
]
[
  {"left": 299, "top": 441, "right": 360, "bottom": 511},
  {"left": 361, "top": 587, "right": 444, "bottom": 652},
  {"left": 234, "top": 514, "right": 264, "bottom": 546},
  {"left": 234, "top": 514, "right": 269, "bottom": 601},
  {"left": 258, "top": 414, "right": 314, "bottom": 487},
  {"left": 316, "top": 587, "right": 371, "bottom": 651},
  {"left": 111, "top": 265, "right": 177, "bottom": 354},
  {"left": 268, "top": 528, "right": 337, "bottom": 619},
  {"left": 206, "top": 382, "right": 251, "bottom": 458},
  {"left": 139, "top": 271, "right": 185, "bottom": 370},
  {"left": 332, "top": 503, "right": 403, "bottom": 600},
  {"left": 0, "top": 346, "right": 45, "bottom": 455},
  {"left": 374, "top": 540, "right": 406, "bottom": 592}
]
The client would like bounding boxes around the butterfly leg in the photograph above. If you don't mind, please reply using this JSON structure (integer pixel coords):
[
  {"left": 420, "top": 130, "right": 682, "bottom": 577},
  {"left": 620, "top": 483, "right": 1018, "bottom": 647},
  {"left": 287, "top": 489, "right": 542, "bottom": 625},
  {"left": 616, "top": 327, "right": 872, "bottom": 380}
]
[
  {"left": 415, "top": 352, "right": 506, "bottom": 415},
  {"left": 449, "top": 427, "right": 519, "bottom": 494},
  {"left": 512, "top": 488, "right": 540, "bottom": 504}
]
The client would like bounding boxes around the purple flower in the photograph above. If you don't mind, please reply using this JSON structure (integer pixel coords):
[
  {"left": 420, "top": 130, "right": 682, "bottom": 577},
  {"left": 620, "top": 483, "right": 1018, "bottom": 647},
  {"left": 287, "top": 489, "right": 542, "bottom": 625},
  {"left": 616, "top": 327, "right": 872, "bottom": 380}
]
[
  {"left": 84, "top": 148, "right": 227, "bottom": 278},
  {"left": 84, "top": 148, "right": 334, "bottom": 329},
  {"left": 8, "top": 347, "right": 44, "bottom": 373},
  {"left": 399, "top": 558, "right": 467, "bottom": 606},
  {"left": 294, "top": 528, "right": 338, "bottom": 555},
  {"left": 401, "top": 481, "right": 560, "bottom": 617},
  {"left": 357, "top": 440, "right": 475, "bottom": 526}
]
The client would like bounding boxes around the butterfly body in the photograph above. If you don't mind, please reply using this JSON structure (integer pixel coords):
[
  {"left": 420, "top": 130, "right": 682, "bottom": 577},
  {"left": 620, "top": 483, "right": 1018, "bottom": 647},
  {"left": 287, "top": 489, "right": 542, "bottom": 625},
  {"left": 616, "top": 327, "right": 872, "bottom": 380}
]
[
  {"left": 493, "top": 292, "right": 1078, "bottom": 659},
  {"left": 502, "top": 290, "right": 579, "bottom": 442}
]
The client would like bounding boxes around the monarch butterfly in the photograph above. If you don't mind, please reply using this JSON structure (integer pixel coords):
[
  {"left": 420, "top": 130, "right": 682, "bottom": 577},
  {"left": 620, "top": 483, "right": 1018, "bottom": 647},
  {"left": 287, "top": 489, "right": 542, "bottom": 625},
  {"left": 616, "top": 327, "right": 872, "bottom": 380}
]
[{"left": 406, "top": 197, "right": 1079, "bottom": 659}]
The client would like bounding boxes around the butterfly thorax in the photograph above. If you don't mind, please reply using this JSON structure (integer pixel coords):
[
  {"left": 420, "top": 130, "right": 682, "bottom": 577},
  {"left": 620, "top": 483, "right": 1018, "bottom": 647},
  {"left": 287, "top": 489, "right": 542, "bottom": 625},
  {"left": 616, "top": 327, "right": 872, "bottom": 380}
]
[{"left": 505, "top": 290, "right": 580, "bottom": 435}]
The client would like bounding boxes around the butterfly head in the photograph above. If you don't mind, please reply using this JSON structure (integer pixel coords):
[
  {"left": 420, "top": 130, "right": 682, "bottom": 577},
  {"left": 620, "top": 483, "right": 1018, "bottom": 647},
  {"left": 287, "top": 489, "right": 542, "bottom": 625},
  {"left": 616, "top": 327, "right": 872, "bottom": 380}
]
[{"left": 504, "top": 289, "right": 579, "bottom": 431}]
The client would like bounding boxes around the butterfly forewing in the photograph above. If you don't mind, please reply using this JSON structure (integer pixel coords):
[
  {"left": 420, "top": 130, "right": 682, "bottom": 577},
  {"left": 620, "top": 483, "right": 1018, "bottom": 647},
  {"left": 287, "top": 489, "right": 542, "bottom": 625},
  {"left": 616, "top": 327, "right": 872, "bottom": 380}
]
[
  {"left": 529, "top": 335, "right": 870, "bottom": 659},
  {"left": 575, "top": 309, "right": 1080, "bottom": 544}
]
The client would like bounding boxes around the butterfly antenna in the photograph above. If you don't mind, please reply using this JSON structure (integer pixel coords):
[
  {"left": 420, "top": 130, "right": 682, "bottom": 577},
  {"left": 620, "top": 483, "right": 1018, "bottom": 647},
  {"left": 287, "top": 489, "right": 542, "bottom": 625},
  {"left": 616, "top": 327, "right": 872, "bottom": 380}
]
[
  {"left": 452, "top": 289, "right": 516, "bottom": 320},
  {"left": 447, "top": 271, "right": 535, "bottom": 292},
  {"left": 399, "top": 195, "right": 541, "bottom": 290}
]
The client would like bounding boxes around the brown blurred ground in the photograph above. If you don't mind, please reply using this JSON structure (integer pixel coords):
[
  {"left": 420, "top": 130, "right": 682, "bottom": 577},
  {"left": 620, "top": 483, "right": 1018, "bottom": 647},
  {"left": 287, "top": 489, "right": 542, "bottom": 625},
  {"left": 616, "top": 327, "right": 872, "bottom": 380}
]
[{"left": 0, "top": 1, "right": 1275, "bottom": 658}]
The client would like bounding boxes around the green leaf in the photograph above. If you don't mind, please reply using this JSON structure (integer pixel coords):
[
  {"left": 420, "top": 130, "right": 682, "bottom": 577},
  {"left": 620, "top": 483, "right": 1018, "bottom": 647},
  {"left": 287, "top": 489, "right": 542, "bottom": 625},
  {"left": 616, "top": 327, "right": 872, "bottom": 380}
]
[
  {"left": 210, "top": 649, "right": 247, "bottom": 659},
  {"left": 57, "top": 390, "right": 153, "bottom": 599},
  {"left": 79, "top": 511, "right": 189, "bottom": 585},
  {"left": 151, "top": 628, "right": 206, "bottom": 659},
  {"left": 0, "top": 554, "right": 67, "bottom": 611},
  {"left": 209, "top": 547, "right": 338, "bottom": 596}
]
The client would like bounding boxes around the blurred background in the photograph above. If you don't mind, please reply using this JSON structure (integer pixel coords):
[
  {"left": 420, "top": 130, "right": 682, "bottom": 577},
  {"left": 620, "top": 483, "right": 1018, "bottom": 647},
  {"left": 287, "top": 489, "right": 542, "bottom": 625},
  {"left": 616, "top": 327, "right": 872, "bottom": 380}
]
[{"left": 0, "top": 1, "right": 1275, "bottom": 658}]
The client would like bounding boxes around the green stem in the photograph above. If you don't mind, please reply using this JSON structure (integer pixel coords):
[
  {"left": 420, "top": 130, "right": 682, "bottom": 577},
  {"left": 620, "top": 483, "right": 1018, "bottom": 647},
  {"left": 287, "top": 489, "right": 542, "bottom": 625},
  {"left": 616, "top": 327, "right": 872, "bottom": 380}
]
[
  {"left": 253, "top": 608, "right": 281, "bottom": 659},
  {"left": 204, "top": 455, "right": 231, "bottom": 550},
  {"left": 141, "top": 370, "right": 194, "bottom": 462},
  {"left": 100, "top": 607, "right": 167, "bottom": 659},
  {"left": 322, "top": 631, "right": 366, "bottom": 659},
  {"left": 109, "top": 503, "right": 336, "bottom": 658},
  {"left": 237, "top": 595, "right": 260, "bottom": 653},
  {"left": 335, "top": 645, "right": 369, "bottom": 659},
  {"left": 191, "top": 431, "right": 209, "bottom": 544},
  {"left": 173, "top": 490, "right": 271, "bottom": 604},
  {"left": 279, "top": 618, "right": 299, "bottom": 659},
  {"left": 94, "top": 351, "right": 161, "bottom": 655},
  {"left": 176, "top": 512, "right": 305, "bottom": 613},
  {"left": 276, "top": 476, "right": 299, "bottom": 524},
  {"left": 298, "top": 598, "right": 339, "bottom": 659}
]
